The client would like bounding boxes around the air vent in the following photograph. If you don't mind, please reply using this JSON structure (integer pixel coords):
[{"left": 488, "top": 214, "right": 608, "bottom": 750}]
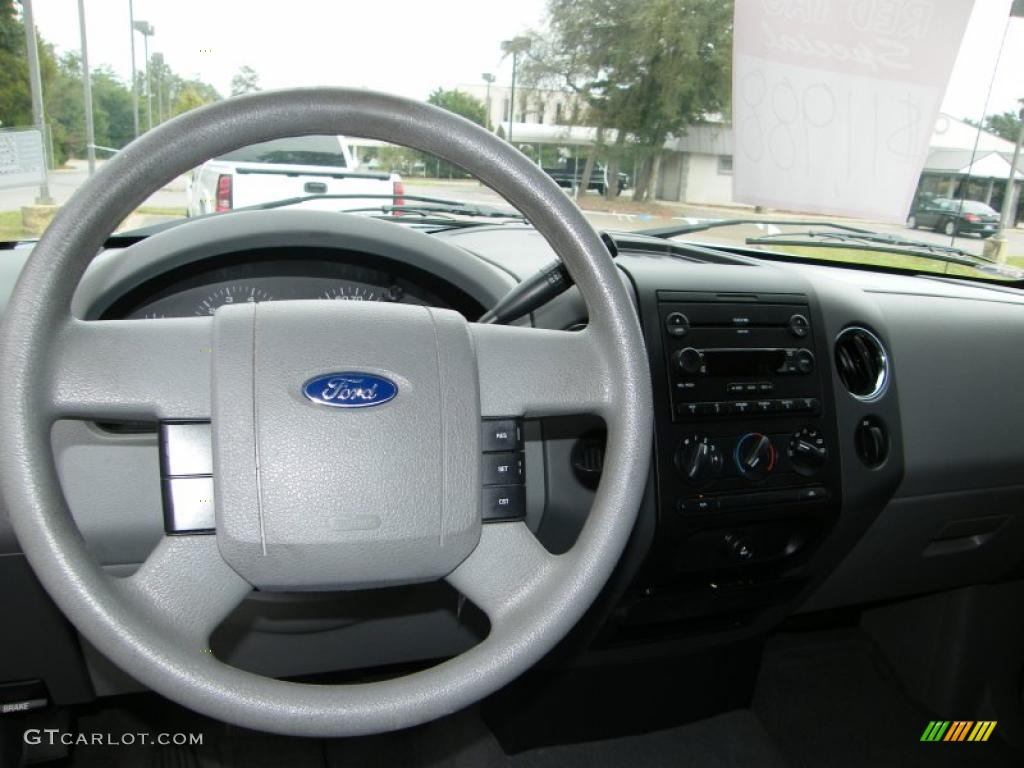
[{"left": 835, "top": 327, "right": 888, "bottom": 401}]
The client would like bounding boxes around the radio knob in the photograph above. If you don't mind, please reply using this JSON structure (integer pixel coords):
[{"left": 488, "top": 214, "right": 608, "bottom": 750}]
[
  {"left": 788, "top": 427, "right": 827, "bottom": 475},
  {"left": 673, "top": 347, "right": 704, "bottom": 375},
  {"left": 735, "top": 432, "right": 776, "bottom": 481},
  {"left": 795, "top": 348, "right": 815, "bottom": 374},
  {"left": 676, "top": 433, "right": 722, "bottom": 486}
]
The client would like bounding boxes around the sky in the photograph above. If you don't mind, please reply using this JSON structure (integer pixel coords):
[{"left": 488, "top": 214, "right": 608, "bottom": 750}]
[{"left": 25, "top": 0, "right": 1024, "bottom": 123}]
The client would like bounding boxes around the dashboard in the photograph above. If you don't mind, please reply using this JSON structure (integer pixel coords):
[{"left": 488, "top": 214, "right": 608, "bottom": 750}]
[{"left": 3, "top": 209, "right": 1024, "bottom": 709}]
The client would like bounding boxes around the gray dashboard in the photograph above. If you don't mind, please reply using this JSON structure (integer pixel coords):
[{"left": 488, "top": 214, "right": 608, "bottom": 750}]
[{"left": 2, "top": 209, "right": 1024, "bottom": 697}]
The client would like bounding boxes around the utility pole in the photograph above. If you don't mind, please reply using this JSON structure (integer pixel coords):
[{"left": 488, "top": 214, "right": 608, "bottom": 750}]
[
  {"left": 500, "top": 37, "right": 531, "bottom": 147},
  {"left": 78, "top": 0, "right": 95, "bottom": 174},
  {"left": 482, "top": 72, "right": 495, "bottom": 130},
  {"left": 987, "top": 101, "right": 1024, "bottom": 264},
  {"left": 129, "top": 0, "right": 138, "bottom": 139},
  {"left": 20, "top": 0, "right": 52, "bottom": 204},
  {"left": 133, "top": 21, "right": 155, "bottom": 131}
]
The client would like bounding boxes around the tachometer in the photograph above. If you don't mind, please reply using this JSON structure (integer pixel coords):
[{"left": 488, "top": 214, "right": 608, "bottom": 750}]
[{"left": 194, "top": 284, "right": 274, "bottom": 316}]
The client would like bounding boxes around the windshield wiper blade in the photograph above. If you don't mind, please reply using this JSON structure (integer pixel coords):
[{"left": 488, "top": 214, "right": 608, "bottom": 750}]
[
  {"left": 228, "top": 193, "right": 526, "bottom": 220},
  {"left": 640, "top": 217, "right": 1022, "bottom": 277},
  {"left": 639, "top": 218, "right": 879, "bottom": 239}
]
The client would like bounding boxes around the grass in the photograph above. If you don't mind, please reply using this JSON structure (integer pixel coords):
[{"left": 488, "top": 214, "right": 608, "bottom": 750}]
[
  {"left": 0, "top": 210, "right": 28, "bottom": 241},
  {"left": 134, "top": 205, "right": 186, "bottom": 217},
  {"left": 753, "top": 244, "right": 1024, "bottom": 281}
]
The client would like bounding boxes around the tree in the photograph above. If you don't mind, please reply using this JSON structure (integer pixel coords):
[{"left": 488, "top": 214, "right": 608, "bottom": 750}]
[
  {"left": 230, "top": 65, "right": 261, "bottom": 97},
  {"left": 0, "top": 0, "right": 31, "bottom": 129},
  {"left": 427, "top": 87, "right": 487, "bottom": 127},
  {"left": 980, "top": 111, "right": 1023, "bottom": 144},
  {"left": 521, "top": 0, "right": 733, "bottom": 200}
]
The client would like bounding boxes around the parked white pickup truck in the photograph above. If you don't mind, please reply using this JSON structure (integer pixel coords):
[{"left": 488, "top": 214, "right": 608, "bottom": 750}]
[{"left": 186, "top": 134, "right": 403, "bottom": 216}]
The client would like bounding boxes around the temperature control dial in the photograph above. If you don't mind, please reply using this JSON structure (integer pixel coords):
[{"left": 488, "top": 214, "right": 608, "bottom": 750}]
[
  {"left": 676, "top": 433, "right": 722, "bottom": 486},
  {"left": 734, "top": 432, "right": 776, "bottom": 481},
  {"left": 788, "top": 427, "right": 827, "bottom": 475}
]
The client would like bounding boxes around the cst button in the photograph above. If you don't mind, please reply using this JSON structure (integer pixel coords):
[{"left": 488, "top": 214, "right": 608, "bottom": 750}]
[{"left": 483, "top": 485, "right": 525, "bottom": 521}]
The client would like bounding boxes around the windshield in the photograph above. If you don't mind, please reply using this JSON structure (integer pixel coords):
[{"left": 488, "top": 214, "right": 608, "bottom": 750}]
[
  {"left": 1, "top": 0, "right": 1022, "bottom": 280},
  {"left": 215, "top": 135, "right": 349, "bottom": 168}
]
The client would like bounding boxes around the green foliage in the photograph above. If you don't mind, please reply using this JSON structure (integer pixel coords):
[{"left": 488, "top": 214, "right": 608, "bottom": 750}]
[
  {"left": 230, "top": 65, "right": 261, "bottom": 97},
  {"left": 0, "top": 2, "right": 221, "bottom": 165},
  {"left": 981, "top": 111, "right": 1023, "bottom": 144},
  {"left": 427, "top": 88, "right": 488, "bottom": 127}
]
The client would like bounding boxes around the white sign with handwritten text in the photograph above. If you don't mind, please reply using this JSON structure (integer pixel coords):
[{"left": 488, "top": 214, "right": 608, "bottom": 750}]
[{"left": 732, "top": 0, "right": 974, "bottom": 222}]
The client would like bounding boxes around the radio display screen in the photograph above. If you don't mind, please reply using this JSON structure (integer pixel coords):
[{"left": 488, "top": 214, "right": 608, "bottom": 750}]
[{"left": 703, "top": 348, "right": 788, "bottom": 377}]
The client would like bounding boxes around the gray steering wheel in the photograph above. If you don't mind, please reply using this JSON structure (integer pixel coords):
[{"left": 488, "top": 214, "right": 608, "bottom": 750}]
[{"left": 0, "top": 89, "right": 652, "bottom": 737}]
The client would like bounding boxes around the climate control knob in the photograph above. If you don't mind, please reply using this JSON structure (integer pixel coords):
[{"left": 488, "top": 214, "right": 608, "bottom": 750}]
[
  {"left": 734, "top": 432, "right": 776, "bottom": 481},
  {"left": 676, "top": 433, "right": 722, "bottom": 486},
  {"left": 788, "top": 426, "right": 827, "bottom": 475}
]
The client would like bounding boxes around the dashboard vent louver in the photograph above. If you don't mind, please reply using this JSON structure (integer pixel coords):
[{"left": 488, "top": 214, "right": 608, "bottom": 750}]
[{"left": 835, "top": 327, "right": 888, "bottom": 401}]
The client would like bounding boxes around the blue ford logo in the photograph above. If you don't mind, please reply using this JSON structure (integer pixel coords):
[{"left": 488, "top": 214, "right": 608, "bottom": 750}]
[{"left": 302, "top": 372, "right": 397, "bottom": 408}]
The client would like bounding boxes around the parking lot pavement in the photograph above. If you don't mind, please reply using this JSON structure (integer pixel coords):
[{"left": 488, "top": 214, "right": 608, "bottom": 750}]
[{"left": 0, "top": 159, "right": 188, "bottom": 213}]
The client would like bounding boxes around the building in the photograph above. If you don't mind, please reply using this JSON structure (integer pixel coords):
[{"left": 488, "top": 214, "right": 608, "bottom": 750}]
[
  {"left": 457, "top": 83, "right": 584, "bottom": 134},
  {"left": 655, "top": 114, "right": 1023, "bottom": 220}
]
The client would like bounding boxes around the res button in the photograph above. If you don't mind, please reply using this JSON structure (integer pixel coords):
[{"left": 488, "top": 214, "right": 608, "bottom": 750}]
[{"left": 481, "top": 419, "right": 522, "bottom": 452}]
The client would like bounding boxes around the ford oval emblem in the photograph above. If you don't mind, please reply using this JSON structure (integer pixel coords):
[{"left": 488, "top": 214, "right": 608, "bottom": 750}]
[{"left": 302, "top": 372, "right": 397, "bottom": 408}]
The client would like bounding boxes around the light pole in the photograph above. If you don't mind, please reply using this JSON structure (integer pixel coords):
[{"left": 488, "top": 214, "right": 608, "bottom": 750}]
[
  {"left": 482, "top": 72, "right": 495, "bottom": 130},
  {"left": 78, "top": 0, "right": 95, "bottom": 175},
  {"left": 133, "top": 20, "right": 155, "bottom": 131},
  {"left": 19, "top": 0, "right": 52, "bottom": 204},
  {"left": 987, "top": 100, "right": 1024, "bottom": 264},
  {"left": 500, "top": 37, "right": 531, "bottom": 146},
  {"left": 128, "top": 0, "right": 138, "bottom": 139}
]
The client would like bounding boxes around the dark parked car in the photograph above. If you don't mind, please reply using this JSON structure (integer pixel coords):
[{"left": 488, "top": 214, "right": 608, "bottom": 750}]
[
  {"left": 908, "top": 197, "right": 1000, "bottom": 237},
  {"left": 543, "top": 157, "right": 630, "bottom": 195}
]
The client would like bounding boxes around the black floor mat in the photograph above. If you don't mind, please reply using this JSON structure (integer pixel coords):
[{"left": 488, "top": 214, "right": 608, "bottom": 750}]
[{"left": 753, "top": 628, "right": 1022, "bottom": 768}]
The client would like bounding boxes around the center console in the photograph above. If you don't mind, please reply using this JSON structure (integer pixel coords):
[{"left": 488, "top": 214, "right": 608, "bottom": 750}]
[{"left": 611, "top": 276, "right": 847, "bottom": 640}]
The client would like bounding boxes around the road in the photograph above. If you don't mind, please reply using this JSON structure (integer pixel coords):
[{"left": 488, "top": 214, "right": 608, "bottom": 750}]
[{"left": 3, "top": 165, "right": 1021, "bottom": 259}]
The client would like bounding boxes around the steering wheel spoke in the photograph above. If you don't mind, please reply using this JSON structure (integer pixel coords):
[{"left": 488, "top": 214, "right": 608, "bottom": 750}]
[
  {"left": 50, "top": 318, "right": 213, "bottom": 421},
  {"left": 471, "top": 324, "right": 610, "bottom": 418},
  {"left": 446, "top": 522, "right": 559, "bottom": 628},
  {"left": 116, "top": 535, "right": 251, "bottom": 644}
]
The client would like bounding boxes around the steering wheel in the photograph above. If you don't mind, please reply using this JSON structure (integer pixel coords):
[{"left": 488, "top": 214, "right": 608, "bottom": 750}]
[{"left": 0, "top": 89, "right": 652, "bottom": 737}]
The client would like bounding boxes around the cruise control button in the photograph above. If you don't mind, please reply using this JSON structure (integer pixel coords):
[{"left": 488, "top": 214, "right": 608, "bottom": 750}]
[
  {"left": 483, "top": 452, "right": 523, "bottom": 485},
  {"left": 482, "top": 485, "right": 525, "bottom": 521},
  {"left": 482, "top": 419, "right": 521, "bottom": 452}
]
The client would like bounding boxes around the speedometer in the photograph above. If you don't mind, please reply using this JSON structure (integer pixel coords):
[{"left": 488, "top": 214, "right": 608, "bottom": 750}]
[
  {"left": 321, "top": 283, "right": 383, "bottom": 301},
  {"left": 194, "top": 284, "right": 274, "bottom": 316}
]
